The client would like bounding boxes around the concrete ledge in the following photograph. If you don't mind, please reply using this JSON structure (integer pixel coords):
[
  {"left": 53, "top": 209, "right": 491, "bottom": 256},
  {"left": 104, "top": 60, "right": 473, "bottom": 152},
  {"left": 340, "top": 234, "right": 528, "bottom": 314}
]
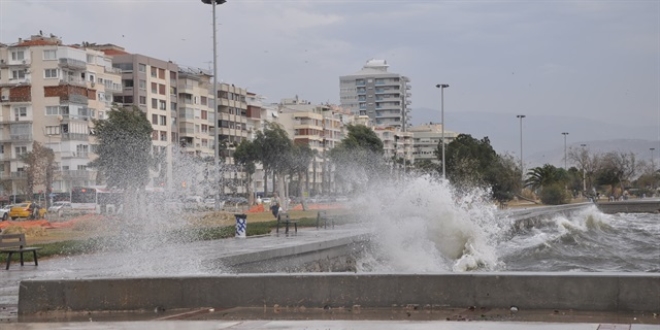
[
  {"left": 596, "top": 200, "right": 660, "bottom": 214},
  {"left": 18, "top": 273, "right": 660, "bottom": 315}
]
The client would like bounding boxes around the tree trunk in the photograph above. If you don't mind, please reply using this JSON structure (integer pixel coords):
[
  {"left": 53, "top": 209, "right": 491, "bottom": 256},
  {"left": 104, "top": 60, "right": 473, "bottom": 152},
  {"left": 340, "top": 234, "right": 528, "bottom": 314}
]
[{"left": 263, "top": 168, "right": 268, "bottom": 198}]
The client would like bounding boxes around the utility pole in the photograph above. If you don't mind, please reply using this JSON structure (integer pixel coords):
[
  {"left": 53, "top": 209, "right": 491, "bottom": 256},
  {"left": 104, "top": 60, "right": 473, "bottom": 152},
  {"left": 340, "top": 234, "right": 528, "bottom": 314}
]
[{"left": 562, "top": 132, "right": 569, "bottom": 170}]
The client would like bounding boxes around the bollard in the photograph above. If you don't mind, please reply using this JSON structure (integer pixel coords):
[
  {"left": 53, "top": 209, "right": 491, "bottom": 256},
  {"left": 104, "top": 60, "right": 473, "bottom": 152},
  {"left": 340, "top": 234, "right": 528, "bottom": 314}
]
[{"left": 234, "top": 213, "right": 247, "bottom": 238}]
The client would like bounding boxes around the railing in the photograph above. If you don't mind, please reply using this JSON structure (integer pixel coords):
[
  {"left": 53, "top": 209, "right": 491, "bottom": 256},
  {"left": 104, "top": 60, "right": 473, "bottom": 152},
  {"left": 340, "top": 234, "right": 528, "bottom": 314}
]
[
  {"left": 10, "top": 134, "right": 33, "bottom": 141},
  {"left": 61, "top": 94, "right": 88, "bottom": 104},
  {"left": 104, "top": 82, "right": 122, "bottom": 93},
  {"left": 61, "top": 132, "right": 89, "bottom": 141},
  {"left": 60, "top": 169, "right": 95, "bottom": 179},
  {"left": 60, "top": 76, "right": 86, "bottom": 86},
  {"left": 104, "top": 66, "right": 122, "bottom": 74},
  {"left": 59, "top": 58, "right": 87, "bottom": 69}
]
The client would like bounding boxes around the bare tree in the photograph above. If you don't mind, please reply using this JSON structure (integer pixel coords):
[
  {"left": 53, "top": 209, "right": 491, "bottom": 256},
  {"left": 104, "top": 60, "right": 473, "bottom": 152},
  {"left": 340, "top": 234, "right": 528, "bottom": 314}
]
[
  {"left": 568, "top": 147, "right": 602, "bottom": 194},
  {"left": 19, "top": 142, "right": 55, "bottom": 205},
  {"left": 600, "top": 151, "right": 640, "bottom": 195}
]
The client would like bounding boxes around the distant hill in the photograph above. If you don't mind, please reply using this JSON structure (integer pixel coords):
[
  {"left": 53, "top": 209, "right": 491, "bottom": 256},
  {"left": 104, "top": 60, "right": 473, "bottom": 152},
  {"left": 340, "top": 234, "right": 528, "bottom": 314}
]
[{"left": 409, "top": 108, "right": 658, "bottom": 167}]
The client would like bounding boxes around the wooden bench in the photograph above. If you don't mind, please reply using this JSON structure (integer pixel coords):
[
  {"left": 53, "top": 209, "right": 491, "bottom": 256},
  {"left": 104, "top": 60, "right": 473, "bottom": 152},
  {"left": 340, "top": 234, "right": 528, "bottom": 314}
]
[
  {"left": 276, "top": 212, "right": 297, "bottom": 235},
  {"left": 316, "top": 211, "right": 335, "bottom": 229},
  {"left": 0, "top": 234, "right": 41, "bottom": 270}
]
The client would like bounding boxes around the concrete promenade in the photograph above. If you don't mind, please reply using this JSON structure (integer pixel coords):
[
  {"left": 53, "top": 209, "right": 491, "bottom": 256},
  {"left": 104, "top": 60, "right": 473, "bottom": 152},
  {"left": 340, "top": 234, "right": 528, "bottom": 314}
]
[{"left": 2, "top": 202, "right": 659, "bottom": 328}]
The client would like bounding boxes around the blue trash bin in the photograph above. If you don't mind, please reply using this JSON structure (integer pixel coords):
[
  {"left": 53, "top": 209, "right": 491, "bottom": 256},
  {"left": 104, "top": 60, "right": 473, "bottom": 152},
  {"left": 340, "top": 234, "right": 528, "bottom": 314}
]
[{"left": 234, "top": 213, "right": 247, "bottom": 238}]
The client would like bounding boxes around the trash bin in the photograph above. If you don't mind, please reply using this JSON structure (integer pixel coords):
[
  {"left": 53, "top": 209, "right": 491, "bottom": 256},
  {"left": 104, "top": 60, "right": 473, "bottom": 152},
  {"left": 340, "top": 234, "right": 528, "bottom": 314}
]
[{"left": 234, "top": 213, "right": 247, "bottom": 238}]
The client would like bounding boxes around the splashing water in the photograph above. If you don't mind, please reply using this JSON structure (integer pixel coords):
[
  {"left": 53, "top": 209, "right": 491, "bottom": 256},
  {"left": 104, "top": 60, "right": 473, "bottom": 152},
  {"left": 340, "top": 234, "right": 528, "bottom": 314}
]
[
  {"left": 352, "top": 175, "right": 504, "bottom": 272},
  {"left": 348, "top": 174, "right": 659, "bottom": 273}
]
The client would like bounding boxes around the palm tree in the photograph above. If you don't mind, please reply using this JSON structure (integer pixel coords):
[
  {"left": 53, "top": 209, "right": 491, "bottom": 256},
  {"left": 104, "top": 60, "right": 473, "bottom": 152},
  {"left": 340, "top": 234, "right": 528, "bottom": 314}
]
[{"left": 525, "top": 164, "right": 568, "bottom": 191}]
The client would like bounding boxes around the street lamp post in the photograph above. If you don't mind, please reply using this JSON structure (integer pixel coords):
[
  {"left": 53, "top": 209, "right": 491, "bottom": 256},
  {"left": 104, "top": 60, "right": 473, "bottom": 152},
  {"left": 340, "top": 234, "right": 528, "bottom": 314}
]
[
  {"left": 651, "top": 148, "right": 656, "bottom": 173},
  {"left": 516, "top": 115, "right": 525, "bottom": 185},
  {"left": 201, "top": 0, "right": 226, "bottom": 210},
  {"left": 580, "top": 144, "right": 587, "bottom": 194},
  {"left": 436, "top": 84, "right": 449, "bottom": 179},
  {"left": 562, "top": 132, "right": 569, "bottom": 170}
]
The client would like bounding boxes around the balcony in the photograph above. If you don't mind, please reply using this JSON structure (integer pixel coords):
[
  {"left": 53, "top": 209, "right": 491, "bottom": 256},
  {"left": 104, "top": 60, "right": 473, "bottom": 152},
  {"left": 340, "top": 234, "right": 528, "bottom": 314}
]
[
  {"left": 104, "top": 82, "right": 122, "bottom": 93},
  {"left": 104, "top": 66, "right": 122, "bottom": 74},
  {"left": 59, "top": 58, "right": 87, "bottom": 70},
  {"left": 61, "top": 132, "right": 89, "bottom": 141},
  {"left": 7, "top": 134, "right": 33, "bottom": 142},
  {"left": 60, "top": 75, "right": 86, "bottom": 87},
  {"left": 0, "top": 59, "right": 30, "bottom": 68},
  {"left": 60, "top": 169, "right": 96, "bottom": 180},
  {"left": 62, "top": 152, "right": 90, "bottom": 159},
  {"left": 60, "top": 94, "right": 88, "bottom": 104}
]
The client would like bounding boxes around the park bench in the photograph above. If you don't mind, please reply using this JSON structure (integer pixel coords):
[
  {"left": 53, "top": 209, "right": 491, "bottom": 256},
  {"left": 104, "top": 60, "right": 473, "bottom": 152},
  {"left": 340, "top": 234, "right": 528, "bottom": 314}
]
[
  {"left": 0, "top": 233, "right": 40, "bottom": 270},
  {"left": 276, "top": 212, "right": 297, "bottom": 235},
  {"left": 316, "top": 210, "right": 335, "bottom": 229}
]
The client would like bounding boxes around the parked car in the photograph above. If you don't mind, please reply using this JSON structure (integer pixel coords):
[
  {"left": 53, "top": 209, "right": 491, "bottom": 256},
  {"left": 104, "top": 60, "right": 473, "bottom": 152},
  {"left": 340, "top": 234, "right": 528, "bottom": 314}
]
[
  {"left": 48, "top": 201, "right": 71, "bottom": 217},
  {"left": 9, "top": 202, "right": 47, "bottom": 220},
  {"left": 0, "top": 204, "right": 13, "bottom": 221}
]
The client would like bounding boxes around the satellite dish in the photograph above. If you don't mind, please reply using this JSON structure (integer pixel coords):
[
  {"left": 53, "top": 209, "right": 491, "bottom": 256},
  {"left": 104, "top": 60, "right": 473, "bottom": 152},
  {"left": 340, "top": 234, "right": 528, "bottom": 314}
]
[{"left": 57, "top": 115, "right": 63, "bottom": 122}]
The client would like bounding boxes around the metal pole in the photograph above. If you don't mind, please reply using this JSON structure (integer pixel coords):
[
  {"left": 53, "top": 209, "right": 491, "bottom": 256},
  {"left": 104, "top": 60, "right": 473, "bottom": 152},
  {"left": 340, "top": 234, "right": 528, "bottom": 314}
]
[
  {"left": 651, "top": 147, "right": 656, "bottom": 174},
  {"left": 213, "top": 0, "right": 221, "bottom": 210},
  {"left": 436, "top": 84, "right": 449, "bottom": 179},
  {"left": 516, "top": 115, "right": 525, "bottom": 183},
  {"left": 562, "top": 132, "right": 569, "bottom": 170},
  {"left": 581, "top": 144, "right": 587, "bottom": 194}
]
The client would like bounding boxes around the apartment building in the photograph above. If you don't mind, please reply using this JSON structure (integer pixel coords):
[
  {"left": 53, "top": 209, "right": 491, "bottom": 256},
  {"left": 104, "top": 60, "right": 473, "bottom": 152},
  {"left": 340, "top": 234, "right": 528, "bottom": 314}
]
[
  {"left": 409, "top": 123, "right": 459, "bottom": 163},
  {"left": 374, "top": 127, "right": 414, "bottom": 168},
  {"left": 176, "top": 65, "right": 214, "bottom": 159},
  {"left": 0, "top": 34, "right": 122, "bottom": 196},
  {"left": 339, "top": 59, "right": 412, "bottom": 129},
  {"left": 216, "top": 83, "right": 248, "bottom": 195},
  {"left": 277, "top": 97, "right": 343, "bottom": 195}
]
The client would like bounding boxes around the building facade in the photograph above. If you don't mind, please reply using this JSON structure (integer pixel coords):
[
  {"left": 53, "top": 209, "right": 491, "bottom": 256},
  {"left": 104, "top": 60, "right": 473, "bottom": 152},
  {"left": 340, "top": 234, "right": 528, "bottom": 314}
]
[
  {"left": 0, "top": 34, "right": 122, "bottom": 197},
  {"left": 409, "top": 123, "right": 459, "bottom": 163},
  {"left": 339, "top": 59, "right": 411, "bottom": 129}
]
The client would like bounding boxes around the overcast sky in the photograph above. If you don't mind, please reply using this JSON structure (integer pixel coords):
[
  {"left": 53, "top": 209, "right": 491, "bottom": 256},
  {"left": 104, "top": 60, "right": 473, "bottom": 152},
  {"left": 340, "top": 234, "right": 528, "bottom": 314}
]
[{"left": 1, "top": 0, "right": 658, "bottom": 132}]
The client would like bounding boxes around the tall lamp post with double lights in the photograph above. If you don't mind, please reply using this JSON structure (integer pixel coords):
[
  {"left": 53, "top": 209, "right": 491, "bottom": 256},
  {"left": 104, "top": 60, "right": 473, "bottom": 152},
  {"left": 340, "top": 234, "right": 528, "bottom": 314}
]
[
  {"left": 436, "top": 84, "right": 449, "bottom": 179},
  {"left": 516, "top": 114, "right": 526, "bottom": 186},
  {"left": 562, "top": 132, "right": 569, "bottom": 170},
  {"left": 201, "top": 0, "right": 226, "bottom": 210}
]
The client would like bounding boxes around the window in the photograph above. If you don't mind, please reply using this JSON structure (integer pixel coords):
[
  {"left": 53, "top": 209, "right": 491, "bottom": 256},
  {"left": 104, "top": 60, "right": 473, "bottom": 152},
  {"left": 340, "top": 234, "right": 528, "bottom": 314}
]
[
  {"left": 45, "top": 126, "right": 60, "bottom": 135},
  {"left": 123, "top": 79, "right": 134, "bottom": 88},
  {"left": 14, "top": 107, "right": 27, "bottom": 118},
  {"left": 139, "top": 96, "right": 147, "bottom": 105},
  {"left": 201, "top": 110, "right": 207, "bottom": 120},
  {"left": 138, "top": 63, "right": 146, "bottom": 72},
  {"left": 201, "top": 124, "right": 208, "bottom": 133},
  {"left": 201, "top": 96, "right": 207, "bottom": 106},
  {"left": 158, "top": 68, "right": 165, "bottom": 79},
  {"left": 11, "top": 70, "right": 26, "bottom": 79},
  {"left": 159, "top": 84, "right": 165, "bottom": 95},
  {"left": 11, "top": 51, "right": 25, "bottom": 61},
  {"left": 44, "top": 68, "right": 58, "bottom": 78},
  {"left": 170, "top": 71, "right": 177, "bottom": 80},
  {"left": 139, "top": 79, "right": 146, "bottom": 90},
  {"left": 151, "top": 98, "right": 158, "bottom": 109},
  {"left": 77, "top": 165, "right": 87, "bottom": 170},
  {"left": 0, "top": 145, "right": 3, "bottom": 154},
  {"left": 152, "top": 114, "right": 158, "bottom": 125},
  {"left": 160, "top": 131, "right": 167, "bottom": 141},
  {"left": 151, "top": 82, "right": 157, "bottom": 93},
  {"left": 170, "top": 87, "right": 177, "bottom": 95},
  {"left": 201, "top": 139, "right": 208, "bottom": 147},
  {"left": 46, "top": 106, "right": 60, "bottom": 116},
  {"left": 15, "top": 146, "right": 27, "bottom": 156},
  {"left": 43, "top": 50, "right": 57, "bottom": 60},
  {"left": 124, "top": 95, "right": 133, "bottom": 103},
  {"left": 150, "top": 67, "right": 157, "bottom": 77},
  {"left": 171, "top": 102, "right": 177, "bottom": 111},
  {"left": 88, "top": 74, "right": 95, "bottom": 82},
  {"left": 160, "top": 115, "right": 166, "bottom": 126},
  {"left": 195, "top": 125, "right": 200, "bottom": 133},
  {"left": 159, "top": 100, "right": 166, "bottom": 110},
  {"left": 152, "top": 131, "right": 158, "bottom": 140}
]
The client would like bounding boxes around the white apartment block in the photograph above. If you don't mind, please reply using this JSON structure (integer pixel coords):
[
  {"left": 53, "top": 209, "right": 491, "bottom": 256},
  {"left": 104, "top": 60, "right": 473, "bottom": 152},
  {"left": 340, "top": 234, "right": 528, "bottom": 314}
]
[
  {"left": 0, "top": 34, "right": 122, "bottom": 197},
  {"left": 409, "top": 123, "right": 459, "bottom": 163},
  {"left": 276, "top": 97, "right": 344, "bottom": 195},
  {"left": 374, "top": 127, "right": 414, "bottom": 168},
  {"left": 339, "top": 59, "right": 411, "bottom": 129},
  {"left": 176, "top": 65, "right": 214, "bottom": 159}
]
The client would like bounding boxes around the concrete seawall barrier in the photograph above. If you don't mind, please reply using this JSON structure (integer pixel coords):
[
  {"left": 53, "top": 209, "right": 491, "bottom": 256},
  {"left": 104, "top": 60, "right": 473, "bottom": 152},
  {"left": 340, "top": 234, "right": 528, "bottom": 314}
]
[
  {"left": 18, "top": 273, "right": 660, "bottom": 315},
  {"left": 596, "top": 200, "right": 660, "bottom": 214}
]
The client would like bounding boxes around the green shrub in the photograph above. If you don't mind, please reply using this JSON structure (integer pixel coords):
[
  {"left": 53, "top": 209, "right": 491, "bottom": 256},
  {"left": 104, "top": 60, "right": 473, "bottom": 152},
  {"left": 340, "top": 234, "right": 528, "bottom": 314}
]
[{"left": 540, "top": 184, "right": 570, "bottom": 205}]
